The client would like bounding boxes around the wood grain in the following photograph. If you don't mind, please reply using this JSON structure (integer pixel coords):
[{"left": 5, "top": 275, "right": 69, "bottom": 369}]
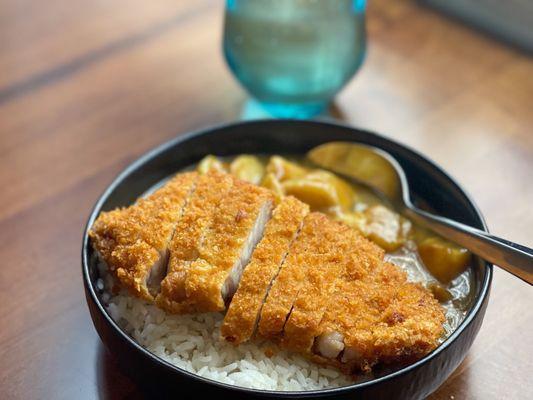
[{"left": 0, "top": 0, "right": 531, "bottom": 399}]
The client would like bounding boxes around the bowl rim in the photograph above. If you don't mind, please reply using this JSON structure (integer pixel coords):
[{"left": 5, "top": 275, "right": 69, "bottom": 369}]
[{"left": 82, "top": 119, "right": 493, "bottom": 397}]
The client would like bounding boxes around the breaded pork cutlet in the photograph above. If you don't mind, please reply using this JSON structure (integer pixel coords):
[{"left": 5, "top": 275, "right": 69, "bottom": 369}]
[
  {"left": 314, "top": 259, "right": 445, "bottom": 373},
  {"left": 91, "top": 167, "right": 446, "bottom": 375},
  {"left": 156, "top": 170, "right": 234, "bottom": 313},
  {"left": 184, "top": 179, "right": 274, "bottom": 312},
  {"left": 221, "top": 196, "right": 309, "bottom": 344},
  {"left": 257, "top": 212, "right": 329, "bottom": 340},
  {"left": 89, "top": 172, "right": 197, "bottom": 300},
  {"left": 281, "top": 216, "right": 375, "bottom": 354}
]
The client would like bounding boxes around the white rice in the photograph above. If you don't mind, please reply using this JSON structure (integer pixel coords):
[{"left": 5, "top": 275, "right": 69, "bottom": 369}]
[{"left": 96, "top": 265, "right": 352, "bottom": 391}]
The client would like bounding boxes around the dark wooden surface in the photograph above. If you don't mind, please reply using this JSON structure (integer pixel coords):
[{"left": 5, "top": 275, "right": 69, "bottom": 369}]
[{"left": 0, "top": 1, "right": 531, "bottom": 399}]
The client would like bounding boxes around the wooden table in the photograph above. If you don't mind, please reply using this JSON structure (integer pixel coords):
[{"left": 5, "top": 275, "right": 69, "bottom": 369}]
[{"left": 0, "top": 0, "right": 531, "bottom": 398}]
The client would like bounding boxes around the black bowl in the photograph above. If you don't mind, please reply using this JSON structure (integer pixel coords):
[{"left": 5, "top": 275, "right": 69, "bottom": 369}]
[{"left": 82, "top": 119, "right": 492, "bottom": 400}]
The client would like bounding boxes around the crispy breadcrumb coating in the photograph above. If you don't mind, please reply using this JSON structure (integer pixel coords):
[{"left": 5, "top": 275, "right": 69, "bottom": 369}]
[
  {"left": 316, "top": 260, "right": 445, "bottom": 373},
  {"left": 257, "top": 212, "right": 328, "bottom": 339},
  {"left": 89, "top": 172, "right": 197, "bottom": 300},
  {"left": 221, "top": 196, "right": 309, "bottom": 344},
  {"left": 156, "top": 170, "right": 234, "bottom": 313},
  {"left": 281, "top": 216, "right": 380, "bottom": 353},
  {"left": 184, "top": 179, "right": 274, "bottom": 312}
]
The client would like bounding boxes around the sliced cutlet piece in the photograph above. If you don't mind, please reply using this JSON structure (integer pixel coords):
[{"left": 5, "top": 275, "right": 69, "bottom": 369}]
[
  {"left": 257, "top": 212, "right": 327, "bottom": 340},
  {"left": 281, "top": 216, "right": 367, "bottom": 353},
  {"left": 221, "top": 196, "right": 309, "bottom": 344},
  {"left": 156, "top": 170, "right": 234, "bottom": 313},
  {"left": 314, "top": 255, "right": 445, "bottom": 373},
  {"left": 184, "top": 179, "right": 275, "bottom": 312},
  {"left": 312, "top": 232, "right": 386, "bottom": 362},
  {"left": 365, "top": 265, "right": 446, "bottom": 365},
  {"left": 89, "top": 171, "right": 198, "bottom": 300},
  {"left": 342, "top": 263, "right": 444, "bottom": 371}
]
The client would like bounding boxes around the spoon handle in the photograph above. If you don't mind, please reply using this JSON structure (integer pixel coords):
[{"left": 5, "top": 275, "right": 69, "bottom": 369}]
[{"left": 404, "top": 207, "right": 533, "bottom": 285}]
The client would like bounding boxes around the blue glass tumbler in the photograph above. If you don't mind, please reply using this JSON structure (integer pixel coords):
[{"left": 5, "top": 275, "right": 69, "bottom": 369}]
[{"left": 223, "top": 0, "right": 366, "bottom": 118}]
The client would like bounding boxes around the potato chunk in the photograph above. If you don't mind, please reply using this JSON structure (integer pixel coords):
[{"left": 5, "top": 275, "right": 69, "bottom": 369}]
[
  {"left": 304, "top": 171, "right": 355, "bottom": 210},
  {"left": 198, "top": 155, "right": 227, "bottom": 174},
  {"left": 266, "top": 156, "right": 307, "bottom": 181},
  {"left": 229, "top": 155, "right": 265, "bottom": 185},
  {"left": 334, "top": 210, "right": 367, "bottom": 234},
  {"left": 280, "top": 171, "right": 355, "bottom": 211},
  {"left": 282, "top": 179, "right": 340, "bottom": 211},
  {"left": 418, "top": 237, "right": 470, "bottom": 283}
]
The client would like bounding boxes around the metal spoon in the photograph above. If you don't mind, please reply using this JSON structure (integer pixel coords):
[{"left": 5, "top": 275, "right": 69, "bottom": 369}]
[{"left": 307, "top": 142, "right": 533, "bottom": 285}]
